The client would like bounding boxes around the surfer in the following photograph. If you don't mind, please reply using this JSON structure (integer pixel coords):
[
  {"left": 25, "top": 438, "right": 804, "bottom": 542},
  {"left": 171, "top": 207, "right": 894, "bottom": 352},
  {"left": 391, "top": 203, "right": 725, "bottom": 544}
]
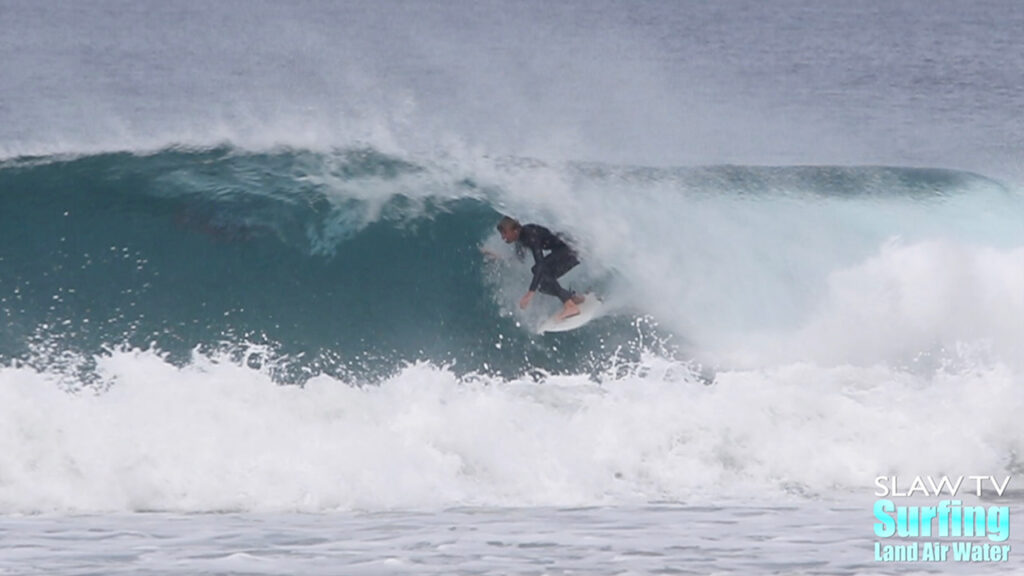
[{"left": 495, "top": 216, "right": 585, "bottom": 320}]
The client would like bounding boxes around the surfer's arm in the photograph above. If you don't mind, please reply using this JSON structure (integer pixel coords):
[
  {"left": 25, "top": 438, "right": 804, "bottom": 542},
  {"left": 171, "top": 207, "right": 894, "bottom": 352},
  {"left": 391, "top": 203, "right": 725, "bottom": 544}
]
[{"left": 519, "top": 291, "right": 534, "bottom": 309}]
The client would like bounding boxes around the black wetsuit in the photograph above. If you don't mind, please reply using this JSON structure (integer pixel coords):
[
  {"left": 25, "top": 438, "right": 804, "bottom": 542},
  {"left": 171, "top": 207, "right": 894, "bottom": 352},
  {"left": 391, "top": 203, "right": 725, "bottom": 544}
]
[{"left": 516, "top": 224, "right": 579, "bottom": 303}]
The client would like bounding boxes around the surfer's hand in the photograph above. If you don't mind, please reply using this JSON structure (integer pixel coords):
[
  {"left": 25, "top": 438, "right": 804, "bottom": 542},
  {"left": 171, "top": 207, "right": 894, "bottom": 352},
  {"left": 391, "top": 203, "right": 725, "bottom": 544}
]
[
  {"left": 519, "top": 291, "right": 534, "bottom": 309},
  {"left": 480, "top": 246, "right": 501, "bottom": 261}
]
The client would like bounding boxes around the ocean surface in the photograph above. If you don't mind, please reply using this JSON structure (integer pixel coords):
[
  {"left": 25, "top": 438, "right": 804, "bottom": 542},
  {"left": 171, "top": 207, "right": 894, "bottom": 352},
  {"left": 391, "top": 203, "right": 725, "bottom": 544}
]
[{"left": 3, "top": 1, "right": 1024, "bottom": 574}]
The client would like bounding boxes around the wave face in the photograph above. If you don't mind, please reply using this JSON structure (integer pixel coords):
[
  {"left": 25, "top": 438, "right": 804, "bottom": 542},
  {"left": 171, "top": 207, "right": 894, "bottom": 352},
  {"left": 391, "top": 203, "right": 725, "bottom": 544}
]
[
  {"left": 3, "top": 147, "right": 1024, "bottom": 512},
  {"left": 0, "top": 148, "right": 663, "bottom": 381},
  {"left": 4, "top": 147, "right": 1021, "bottom": 373}
]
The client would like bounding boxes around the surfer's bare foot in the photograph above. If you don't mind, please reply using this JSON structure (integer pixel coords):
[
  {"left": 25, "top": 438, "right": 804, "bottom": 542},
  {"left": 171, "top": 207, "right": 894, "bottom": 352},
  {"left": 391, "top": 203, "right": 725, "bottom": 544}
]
[
  {"left": 557, "top": 300, "right": 581, "bottom": 320},
  {"left": 570, "top": 293, "right": 585, "bottom": 305}
]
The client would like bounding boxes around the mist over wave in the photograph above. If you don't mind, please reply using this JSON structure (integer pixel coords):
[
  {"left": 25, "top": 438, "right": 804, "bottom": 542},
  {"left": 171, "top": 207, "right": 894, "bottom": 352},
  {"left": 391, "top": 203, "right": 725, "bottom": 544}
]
[{"left": 4, "top": 0, "right": 1024, "bottom": 180}]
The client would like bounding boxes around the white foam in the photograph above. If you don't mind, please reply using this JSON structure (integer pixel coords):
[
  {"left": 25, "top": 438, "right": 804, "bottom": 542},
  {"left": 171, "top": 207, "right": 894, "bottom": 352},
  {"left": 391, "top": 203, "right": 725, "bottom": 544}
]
[
  {"left": 1, "top": 347, "right": 1019, "bottom": 513},
  {"left": 767, "top": 240, "right": 1024, "bottom": 369},
  {"left": 483, "top": 165, "right": 1024, "bottom": 368}
]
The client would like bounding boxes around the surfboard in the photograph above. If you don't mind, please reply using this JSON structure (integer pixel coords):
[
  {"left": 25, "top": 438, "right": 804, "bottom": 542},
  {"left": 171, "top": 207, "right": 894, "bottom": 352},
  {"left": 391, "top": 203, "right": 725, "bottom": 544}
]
[{"left": 537, "top": 293, "right": 602, "bottom": 334}]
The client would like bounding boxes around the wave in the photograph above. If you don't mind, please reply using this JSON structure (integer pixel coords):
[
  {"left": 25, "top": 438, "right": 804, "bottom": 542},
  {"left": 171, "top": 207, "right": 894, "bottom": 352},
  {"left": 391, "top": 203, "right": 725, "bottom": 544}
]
[
  {"left": 3, "top": 145, "right": 1024, "bottom": 512},
  {"left": 0, "top": 147, "right": 662, "bottom": 382},
  {"left": 2, "top": 145, "right": 1022, "bottom": 380}
]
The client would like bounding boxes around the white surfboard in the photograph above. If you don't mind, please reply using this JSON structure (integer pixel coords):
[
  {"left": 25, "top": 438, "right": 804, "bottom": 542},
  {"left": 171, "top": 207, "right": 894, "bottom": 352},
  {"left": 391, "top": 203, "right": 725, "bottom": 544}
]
[{"left": 537, "top": 293, "right": 602, "bottom": 334}]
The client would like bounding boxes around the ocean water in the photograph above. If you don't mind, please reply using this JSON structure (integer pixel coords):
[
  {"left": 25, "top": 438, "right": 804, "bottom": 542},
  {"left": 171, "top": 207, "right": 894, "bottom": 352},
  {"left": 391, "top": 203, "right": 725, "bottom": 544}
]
[{"left": 3, "top": 1, "right": 1024, "bottom": 574}]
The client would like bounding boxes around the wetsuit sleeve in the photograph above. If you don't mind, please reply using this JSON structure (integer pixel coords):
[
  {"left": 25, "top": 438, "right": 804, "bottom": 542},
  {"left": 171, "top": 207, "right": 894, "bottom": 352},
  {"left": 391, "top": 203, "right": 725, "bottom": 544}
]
[
  {"left": 519, "top": 225, "right": 556, "bottom": 293},
  {"left": 528, "top": 244, "right": 545, "bottom": 292}
]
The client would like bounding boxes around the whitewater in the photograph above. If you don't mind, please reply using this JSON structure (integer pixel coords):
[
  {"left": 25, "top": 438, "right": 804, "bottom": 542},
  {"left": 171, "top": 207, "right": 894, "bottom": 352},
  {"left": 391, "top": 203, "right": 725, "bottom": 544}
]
[{"left": 3, "top": 1, "right": 1024, "bottom": 574}]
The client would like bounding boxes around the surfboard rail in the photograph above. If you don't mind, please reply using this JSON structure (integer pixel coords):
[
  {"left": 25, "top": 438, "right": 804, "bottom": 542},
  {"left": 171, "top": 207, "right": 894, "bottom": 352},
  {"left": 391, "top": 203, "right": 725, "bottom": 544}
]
[{"left": 536, "top": 293, "right": 602, "bottom": 334}]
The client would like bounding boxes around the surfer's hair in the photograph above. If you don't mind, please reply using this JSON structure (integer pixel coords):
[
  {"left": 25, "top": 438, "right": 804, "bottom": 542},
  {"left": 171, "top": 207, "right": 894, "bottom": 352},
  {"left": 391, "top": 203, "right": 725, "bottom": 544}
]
[{"left": 496, "top": 216, "right": 521, "bottom": 233}]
